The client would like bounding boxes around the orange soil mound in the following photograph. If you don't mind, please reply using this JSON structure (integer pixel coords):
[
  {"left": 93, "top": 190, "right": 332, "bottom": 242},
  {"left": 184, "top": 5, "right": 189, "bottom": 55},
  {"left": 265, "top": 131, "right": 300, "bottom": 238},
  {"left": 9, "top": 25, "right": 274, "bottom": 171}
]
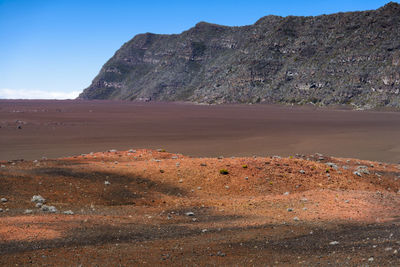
[{"left": 0, "top": 149, "right": 399, "bottom": 265}]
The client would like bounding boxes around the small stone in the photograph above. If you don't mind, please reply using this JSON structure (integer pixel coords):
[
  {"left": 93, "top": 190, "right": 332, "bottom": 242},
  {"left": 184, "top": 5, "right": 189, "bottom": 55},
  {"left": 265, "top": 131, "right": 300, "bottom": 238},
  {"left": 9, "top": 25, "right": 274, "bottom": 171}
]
[
  {"left": 368, "top": 257, "right": 374, "bottom": 262},
  {"left": 35, "top": 202, "right": 43, "bottom": 208},
  {"left": 303, "top": 207, "right": 308, "bottom": 210},
  {"left": 353, "top": 171, "right": 362, "bottom": 177},
  {"left": 185, "top": 212, "right": 195, "bottom": 216},
  {"left": 329, "top": 241, "right": 339, "bottom": 245},
  {"left": 325, "top": 162, "right": 338, "bottom": 170},
  {"left": 176, "top": 162, "right": 180, "bottom": 167},
  {"left": 245, "top": 177, "right": 249, "bottom": 180},
  {"left": 31, "top": 195, "right": 46, "bottom": 204},
  {"left": 200, "top": 163, "right": 207, "bottom": 166},
  {"left": 0, "top": 208, "right": 3, "bottom": 212},
  {"left": 24, "top": 209, "right": 33, "bottom": 214},
  {"left": 171, "top": 156, "right": 178, "bottom": 159},
  {"left": 41, "top": 205, "right": 57, "bottom": 213},
  {"left": 197, "top": 186, "right": 202, "bottom": 190},
  {"left": 293, "top": 216, "right": 300, "bottom": 221},
  {"left": 109, "top": 149, "right": 117, "bottom": 153},
  {"left": 0, "top": 165, "right": 5, "bottom": 168},
  {"left": 216, "top": 251, "right": 226, "bottom": 257},
  {"left": 201, "top": 229, "right": 208, "bottom": 233},
  {"left": 299, "top": 170, "right": 305, "bottom": 174},
  {"left": 104, "top": 181, "right": 111, "bottom": 185},
  {"left": 283, "top": 192, "right": 290, "bottom": 196},
  {"left": 178, "top": 179, "right": 183, "bottom": 183},
  {"left": 0, "top": 198, "right": 7, "bottom": 202},
  {"left": 345, "top": 200, "right": 350, "bottom": 203},
  {"left": 63, "top": 210, "right": 74, "bottom": 215},
  {"left": 225, "top": 185, "right": 230, "bottom": 189},
  {"left": 287, "top": 208, "right": 293, "bottom": 212}
]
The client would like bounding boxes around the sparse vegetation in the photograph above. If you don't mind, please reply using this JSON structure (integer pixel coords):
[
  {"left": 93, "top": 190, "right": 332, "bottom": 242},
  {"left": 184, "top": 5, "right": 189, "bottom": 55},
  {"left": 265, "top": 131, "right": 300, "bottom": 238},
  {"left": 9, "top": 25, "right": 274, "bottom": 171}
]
[
  {"left": 242, "top": 164, "right": 248, "bottom": 168},
  {"left": 219, "top": 169, "right": 229, "bottom": 175}
]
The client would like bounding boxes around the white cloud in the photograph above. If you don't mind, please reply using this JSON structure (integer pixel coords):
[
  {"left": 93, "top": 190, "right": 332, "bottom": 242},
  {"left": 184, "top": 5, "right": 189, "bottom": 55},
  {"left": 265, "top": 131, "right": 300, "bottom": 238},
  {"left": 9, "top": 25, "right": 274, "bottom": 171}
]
[{"left": 0, "top": 88, "right": 81, "bottom": 100}]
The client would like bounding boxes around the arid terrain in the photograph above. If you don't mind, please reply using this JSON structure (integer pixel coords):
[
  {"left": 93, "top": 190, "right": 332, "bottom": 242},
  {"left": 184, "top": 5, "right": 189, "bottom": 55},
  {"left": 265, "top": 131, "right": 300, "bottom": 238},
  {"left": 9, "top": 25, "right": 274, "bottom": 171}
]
[
  {"left": 1, "top": 100, "right": 400, "bottom": 266},
  {"left": 0, "top": 149, "right": 399, "bottom": 265},
  {"left": 1, "top": 100, "right": 400, "bottom": 163}
]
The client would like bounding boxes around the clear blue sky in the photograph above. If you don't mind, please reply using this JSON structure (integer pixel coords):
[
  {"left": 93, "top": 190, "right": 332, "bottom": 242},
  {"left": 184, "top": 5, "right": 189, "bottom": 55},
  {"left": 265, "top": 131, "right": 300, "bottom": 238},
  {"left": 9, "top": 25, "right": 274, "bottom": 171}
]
[{"left": 0, "top": 0, "right": 393, "bottom": 99}]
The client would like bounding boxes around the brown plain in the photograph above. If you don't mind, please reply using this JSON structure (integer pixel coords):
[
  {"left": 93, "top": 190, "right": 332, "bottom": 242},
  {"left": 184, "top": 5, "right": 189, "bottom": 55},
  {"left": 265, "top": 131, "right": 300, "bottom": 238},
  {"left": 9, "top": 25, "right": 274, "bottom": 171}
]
[{"left": 1, "top": 100, "right": 400, "bottom": 163}]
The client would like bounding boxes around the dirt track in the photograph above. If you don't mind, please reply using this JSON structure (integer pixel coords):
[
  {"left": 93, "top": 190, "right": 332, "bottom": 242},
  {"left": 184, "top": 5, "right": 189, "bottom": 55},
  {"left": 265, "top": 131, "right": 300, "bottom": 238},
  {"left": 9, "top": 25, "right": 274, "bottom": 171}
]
[
  {"left": 1, "top": 100, "right": 400, "bottom": 163},
  {"left": 1, "top": 149, "right": 400, "bottom": 266}
]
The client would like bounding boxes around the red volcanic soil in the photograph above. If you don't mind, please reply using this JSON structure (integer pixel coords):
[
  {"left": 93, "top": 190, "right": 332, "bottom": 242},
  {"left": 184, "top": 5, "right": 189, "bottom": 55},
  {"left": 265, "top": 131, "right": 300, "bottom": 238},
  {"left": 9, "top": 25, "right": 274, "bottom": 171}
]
[
  {"left": 1, "top": 100, "right": 400, "bottom": 163},
  {"left": 1, "top": 149, "right": 400, "bottom": 266}
]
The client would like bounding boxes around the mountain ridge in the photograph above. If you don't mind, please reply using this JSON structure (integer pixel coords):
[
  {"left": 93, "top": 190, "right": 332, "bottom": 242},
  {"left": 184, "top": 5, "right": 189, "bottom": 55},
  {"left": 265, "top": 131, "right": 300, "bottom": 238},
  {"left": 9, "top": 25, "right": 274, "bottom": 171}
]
[{"left": 79, "top": 2, "right": 400, "bottom": 109}]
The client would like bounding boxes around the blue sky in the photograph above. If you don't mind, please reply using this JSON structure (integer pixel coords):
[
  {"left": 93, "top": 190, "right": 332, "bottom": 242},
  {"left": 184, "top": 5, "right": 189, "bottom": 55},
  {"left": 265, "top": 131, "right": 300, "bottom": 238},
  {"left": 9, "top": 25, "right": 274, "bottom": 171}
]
[{"left": 0, "top": 0, "right": 393, "bottom": 99}]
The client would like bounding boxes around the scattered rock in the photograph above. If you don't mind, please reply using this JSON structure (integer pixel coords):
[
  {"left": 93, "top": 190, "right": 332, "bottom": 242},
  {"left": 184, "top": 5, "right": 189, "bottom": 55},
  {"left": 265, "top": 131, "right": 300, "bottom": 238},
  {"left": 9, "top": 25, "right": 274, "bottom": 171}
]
[
  {"left": 299, "top": 170, "right": 305, "bottom": 174},
  {"left": 293, "top": 216, "right": 300, "bottom": 221},
  {"left": 0, "top": 197, "right": 7, "bottom": 202},
  {"left": 63, "top": 210, "right": 74, "bottom": 215},
  {"left": 0, "top": 208, "right": 3, "bottom": 212},
  {"left": 283, "top": 192, "right": 290, "bottom": 196},
  {"left": 35, "top": 202, "right": 43, "bottom": 208},
  {"left": 41, "top": 205, "right": 57, "bottom": 213},
  {"left": 287, "top": 208, "right": 294, "bottom": 212},
  {"left": 31, "top": 195, "right": 46, "bottom": 204},
  {"left": 216, "top": 251, "right": 226, "bottom": 257},
  {"left": 185, "top": 212, "right": 195, "bottom": 216},
  {"left": 353, "top": 171, "right": 362, "bottom": 177},
  {"left": 104, "top": 181, "right": 111, "bottom": 185},
  {"left": 24, "top": 209, "right": 33, "bottom": 214},
  {"left": 326, "top": 162, "right": 338, "bottom": 170},
  {"left": 356, "top": 166, "right": 370, "bottom": 175},
  {"left": 329, "top": 241, "right": 339, "bottom": 245}
]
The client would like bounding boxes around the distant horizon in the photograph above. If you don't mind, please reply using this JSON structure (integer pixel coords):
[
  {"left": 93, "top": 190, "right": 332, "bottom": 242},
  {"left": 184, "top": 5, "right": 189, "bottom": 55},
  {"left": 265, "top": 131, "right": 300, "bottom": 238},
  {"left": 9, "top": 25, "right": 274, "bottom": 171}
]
[{"left": 0, "top": 0, "right": 396, "bottom": 99}]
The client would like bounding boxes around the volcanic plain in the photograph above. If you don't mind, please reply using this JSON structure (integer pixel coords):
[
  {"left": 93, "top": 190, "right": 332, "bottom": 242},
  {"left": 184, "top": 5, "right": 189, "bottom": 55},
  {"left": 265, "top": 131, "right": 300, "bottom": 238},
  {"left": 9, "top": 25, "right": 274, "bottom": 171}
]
[{"left": 1, "top": 100, "right": 400, "bottom": 162}]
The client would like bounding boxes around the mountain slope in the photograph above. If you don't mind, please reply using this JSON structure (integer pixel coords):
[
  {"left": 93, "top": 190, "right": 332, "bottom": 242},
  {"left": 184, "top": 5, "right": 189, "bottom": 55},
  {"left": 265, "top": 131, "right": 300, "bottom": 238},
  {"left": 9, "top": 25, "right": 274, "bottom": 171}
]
[{"left": 79, "top": 2, "right": 400, "bottom": 109}]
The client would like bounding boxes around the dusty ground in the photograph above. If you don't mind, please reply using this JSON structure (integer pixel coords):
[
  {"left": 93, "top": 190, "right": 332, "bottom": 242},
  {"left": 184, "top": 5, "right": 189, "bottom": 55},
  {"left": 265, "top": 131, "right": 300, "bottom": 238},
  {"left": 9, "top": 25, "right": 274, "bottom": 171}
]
[
  {"left": 1, "top": 100, "right": 400, "bottom": 163},
  {"left": 1, "top": 149, "right": 399, "bottom": 266}
]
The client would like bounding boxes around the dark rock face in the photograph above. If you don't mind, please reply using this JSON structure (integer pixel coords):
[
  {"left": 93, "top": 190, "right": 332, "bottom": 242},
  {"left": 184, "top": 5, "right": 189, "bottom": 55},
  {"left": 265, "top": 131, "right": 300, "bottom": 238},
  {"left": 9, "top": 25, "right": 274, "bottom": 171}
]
[{"left": 79, "top": 2, "right": 400, "bottom": 109}]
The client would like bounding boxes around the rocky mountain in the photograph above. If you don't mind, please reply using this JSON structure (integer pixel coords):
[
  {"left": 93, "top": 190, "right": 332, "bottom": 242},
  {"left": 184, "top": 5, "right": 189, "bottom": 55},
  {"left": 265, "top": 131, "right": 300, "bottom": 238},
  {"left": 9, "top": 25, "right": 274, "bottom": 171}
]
[{"left": 79, "top": 2, "right": 400, "bottom": 109}]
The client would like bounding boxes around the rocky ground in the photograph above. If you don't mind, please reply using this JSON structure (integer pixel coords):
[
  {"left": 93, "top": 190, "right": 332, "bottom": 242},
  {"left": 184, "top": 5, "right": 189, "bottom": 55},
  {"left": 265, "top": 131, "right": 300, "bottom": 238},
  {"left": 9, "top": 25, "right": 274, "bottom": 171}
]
[{"left": 1, "top": 149, "right": 399, "bottom": 266}]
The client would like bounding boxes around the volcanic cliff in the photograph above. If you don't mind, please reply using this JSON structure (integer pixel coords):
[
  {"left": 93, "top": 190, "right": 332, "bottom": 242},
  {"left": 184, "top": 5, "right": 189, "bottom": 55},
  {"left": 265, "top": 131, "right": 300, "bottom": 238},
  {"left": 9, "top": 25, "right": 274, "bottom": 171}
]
[{"left": 79, "top": 2, "right": 400, "bottom": 109}]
